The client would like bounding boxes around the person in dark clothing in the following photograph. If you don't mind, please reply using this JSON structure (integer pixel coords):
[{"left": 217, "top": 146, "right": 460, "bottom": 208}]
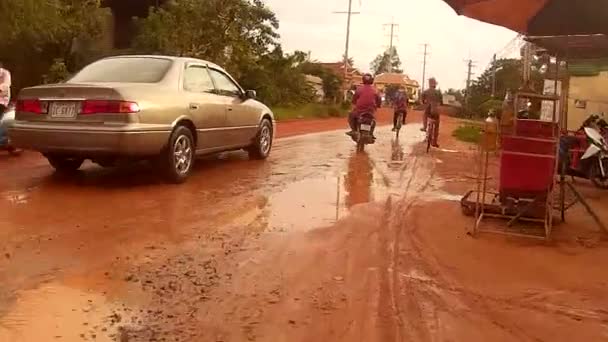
[
  {"left": 420, "top": 77, "right": 443, "bottom": 147},
  {"left": 392, "top": 90, "right": 408, "bottom": 131},
  {"left": 347, "top": 73, "right": 381, "bottom": 136}
]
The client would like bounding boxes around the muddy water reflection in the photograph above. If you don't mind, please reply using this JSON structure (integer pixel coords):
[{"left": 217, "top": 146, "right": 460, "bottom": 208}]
[
  {"left": 344, "top": 152, "right": 373, "bottom": 208},
  {"left": 265, "top": 151, "right": 386, "bottom": 231}
]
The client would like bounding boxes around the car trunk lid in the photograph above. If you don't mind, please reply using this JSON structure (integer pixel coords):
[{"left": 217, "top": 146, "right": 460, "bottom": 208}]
[{"left": 16, "top": 83, "right": 137, "bottom": 125}]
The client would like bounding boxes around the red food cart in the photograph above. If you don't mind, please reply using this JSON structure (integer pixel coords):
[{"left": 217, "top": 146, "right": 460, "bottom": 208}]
[{"left": 461, "top": 92, "right": 561, "bottom": 240}]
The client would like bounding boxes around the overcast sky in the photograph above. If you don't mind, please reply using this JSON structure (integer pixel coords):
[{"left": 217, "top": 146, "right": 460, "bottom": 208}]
[{"left": 264, "top": 0, "right": 520, "bottom": 90}]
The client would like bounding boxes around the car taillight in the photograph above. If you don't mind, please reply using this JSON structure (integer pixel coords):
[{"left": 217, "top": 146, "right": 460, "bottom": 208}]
[
  {"left": 16, "top": 99, "right": 47, "bottom": 114},
  {"left": 81, "top": 100, "right": 140, "bottom": 114}
]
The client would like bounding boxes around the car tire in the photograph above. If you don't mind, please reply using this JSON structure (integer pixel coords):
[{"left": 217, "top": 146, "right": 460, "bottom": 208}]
[
  {"left": 159, "top": 125, "right": 195, "bottom": 184},
  {"left": 248, "top": 118, "right": 273, "bottom": 160},
  {"left": 47, "top": 156, "right": 84, "bottom": 173}
]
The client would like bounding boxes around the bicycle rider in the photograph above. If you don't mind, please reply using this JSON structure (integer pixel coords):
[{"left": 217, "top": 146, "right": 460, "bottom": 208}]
[
  {"left": 420, "top": 77, "right": 443, "bottom": 147},
  {"left": 392, "top": 89, "right": 408, "bottom": 132}
]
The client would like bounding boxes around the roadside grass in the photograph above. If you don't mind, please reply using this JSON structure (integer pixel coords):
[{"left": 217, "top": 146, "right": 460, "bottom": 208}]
[
  {"left": 273, "top": 103, "right": 348, "bottom": 121},
  {"left": 453, "top": 123, "right": 483, "bottom": 144}
]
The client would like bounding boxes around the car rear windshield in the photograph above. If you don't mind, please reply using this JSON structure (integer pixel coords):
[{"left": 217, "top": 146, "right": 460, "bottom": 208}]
[{"left": 69, "top": 57, "right": 172, "bottom": 83}]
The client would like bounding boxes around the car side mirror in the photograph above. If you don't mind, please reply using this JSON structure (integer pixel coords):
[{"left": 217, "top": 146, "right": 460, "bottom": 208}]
[{"left": 244, "top": 90, "right": 257, "bottom": 99}]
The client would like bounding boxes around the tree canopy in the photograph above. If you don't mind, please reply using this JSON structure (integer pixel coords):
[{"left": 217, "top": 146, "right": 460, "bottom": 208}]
[
  {"left": 0, "top": 0, "right": 106, "bottom": 91},
  {"left": 0, "top": 0, "right": 327, "bottom": 107},
  {"left": 370, "top": 47, "right": 403, "bottom": 75},
  {"left": 466, "top": 58, "right": 544, "bottom": 117}
]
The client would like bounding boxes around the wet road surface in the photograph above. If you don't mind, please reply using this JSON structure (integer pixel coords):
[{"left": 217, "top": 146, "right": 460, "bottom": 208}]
[
  {"left": 2, "top": 115, "right": 608, "bottom": 342},
  {"left": 0, "top": 123, "right": 434, "bottom": 341}
]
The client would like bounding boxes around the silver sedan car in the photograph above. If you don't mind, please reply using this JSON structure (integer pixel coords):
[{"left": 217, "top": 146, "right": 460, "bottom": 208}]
[{"left": 10, "top": 55, "right": 275, "bottom": 183}]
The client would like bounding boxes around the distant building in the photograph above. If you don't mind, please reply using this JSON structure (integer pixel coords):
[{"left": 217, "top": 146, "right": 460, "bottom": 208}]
[
  {"left": 374, "top": 73, "right": 420, "bottom": 102},
  {"left": 305, "top": 75, "right": 324, "bottom": 101},
  {"left": 443, "top": 94, "right": 462, "bottom": 108},
  {"left": 566, "top": 59, "right": 608, "bottom": 130}
]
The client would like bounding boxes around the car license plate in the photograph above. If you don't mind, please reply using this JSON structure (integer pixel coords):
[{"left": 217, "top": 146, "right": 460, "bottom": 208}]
[
  {"left": 360, "top": 124, "right": 372, "bottom": 131},
  {"left": 49, "top": 102, "right": 80, "bottom": 119}
]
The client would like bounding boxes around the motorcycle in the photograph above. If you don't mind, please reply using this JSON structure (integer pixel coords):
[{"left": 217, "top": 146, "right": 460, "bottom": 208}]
[
  {"left": 350, "top": 112, "right": 376, "bottom": 153},
  {"left": 0, "top": 103, "right": 21, "bottom": 156},
  {"left": 560, "top": 113, "right": 608, "bottom": 189}
]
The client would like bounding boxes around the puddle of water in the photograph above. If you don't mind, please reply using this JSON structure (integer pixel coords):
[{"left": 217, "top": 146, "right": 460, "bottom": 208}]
[
  {"left": 265, "top": 154, "right": 390, "bottom": 231},
  {"left": 2, "top": 190, "right": 30, "bottom": 205},
  {"left": 0, "top": 284, "right": 132, "bottom": 342}
]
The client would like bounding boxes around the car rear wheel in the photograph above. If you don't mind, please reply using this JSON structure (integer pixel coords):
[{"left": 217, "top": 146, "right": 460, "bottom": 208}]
[
  {"left": 159, "top": 125, "right": 195, "bottom": 184},
  {"left": 248, "top": 119, "right": 273, "bottom": 160},
  {"left": 47, "top": 156, "right": 84, "bottom": 172}
]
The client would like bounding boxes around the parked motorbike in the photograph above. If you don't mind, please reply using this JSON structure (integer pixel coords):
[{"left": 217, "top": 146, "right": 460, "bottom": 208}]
[
  {"left": 0, "top": 103, "right": 21, "bottom": 156},
  {"left": 560, "top": 113, "right": 608, "bottom": 189},
  {"left": 350, "top": 113, "right": 376, "bottom": 153}
]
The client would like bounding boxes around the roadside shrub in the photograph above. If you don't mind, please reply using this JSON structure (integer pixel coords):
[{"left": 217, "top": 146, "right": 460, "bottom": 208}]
[
  {"left": 477, "top": 99, "right": 503, "bottom": 118},
  {"left": 340, "top": 101, "right": 351, "bottom": 111},
  {"left": 42, "top": 59, "right": 70, "bottom": 84},
  {"left": 453, "top": 124, "right": 482, "bottom": 144},
  {"left": 327, "top": 105, "right": 342, "bottom": 117}
]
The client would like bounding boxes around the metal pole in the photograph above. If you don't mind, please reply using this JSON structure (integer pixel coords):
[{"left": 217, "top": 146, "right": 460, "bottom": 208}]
[
  {"left": 344, "top": 0, "right": 353, "bottom": 82},
  {"left": 421, "top": 44, "right": 428, "bottom": 91},
  {"left": 389, "top": 21, "right": 394, "bottom": 73},
  {"left": 491, "top": 54, "right": 497, "bottom": 98}
]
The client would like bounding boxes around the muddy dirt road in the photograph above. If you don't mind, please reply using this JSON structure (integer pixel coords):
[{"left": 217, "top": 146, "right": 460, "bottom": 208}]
[{"left": 1, "top": 111, "right": 608, "bottom": 342}]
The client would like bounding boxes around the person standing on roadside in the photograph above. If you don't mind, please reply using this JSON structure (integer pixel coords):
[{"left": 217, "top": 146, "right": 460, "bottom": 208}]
[
  {"left": 420, "top": 77, "right": 443, "bottom": 147},
  {"left": 0, "top": 62, "right": 11, "bottom": 114}
]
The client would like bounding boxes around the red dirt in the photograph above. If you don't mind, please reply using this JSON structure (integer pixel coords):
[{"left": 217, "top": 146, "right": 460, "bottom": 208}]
[
  {"left": 275, "top": 108, "right": 393, "bottom": 138},
  {"left": 1, "top": 109, "right": 608, "bottom": 342}
]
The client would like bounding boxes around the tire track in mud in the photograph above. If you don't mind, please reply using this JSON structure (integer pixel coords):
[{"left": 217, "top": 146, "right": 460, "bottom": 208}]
[
  {"left": 382, "top": 149, "right": 525, "bottom": 341},
  {"left": 376, "top": 145, "right": 608, "bottom": 342}
]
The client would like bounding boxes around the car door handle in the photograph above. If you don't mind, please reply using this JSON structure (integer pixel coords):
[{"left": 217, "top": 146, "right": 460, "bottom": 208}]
[{"left": 189, "top": 103, "right": 200, "bottom": 110}]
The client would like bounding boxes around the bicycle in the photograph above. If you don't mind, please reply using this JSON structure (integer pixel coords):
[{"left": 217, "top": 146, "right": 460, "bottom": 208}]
[
  {"left": 394, "top": 110, "right": 406, "bottom": 138},
  {"left": 426, "top": 117, "right": 438, "bottom": 153}
]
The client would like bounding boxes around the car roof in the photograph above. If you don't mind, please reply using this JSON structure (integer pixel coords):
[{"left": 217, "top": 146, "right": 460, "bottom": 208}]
[{"left": 101, "top": 55, "right": 225, "bottom": 72}]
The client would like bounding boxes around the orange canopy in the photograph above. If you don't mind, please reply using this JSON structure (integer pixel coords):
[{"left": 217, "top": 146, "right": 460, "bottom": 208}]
[{"left": 442, "top": 0, "right": 608, "bottom": 36}]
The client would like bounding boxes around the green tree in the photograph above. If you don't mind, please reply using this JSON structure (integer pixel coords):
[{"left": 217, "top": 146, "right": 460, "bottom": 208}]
[
  {"left": 134, "top": 0, "right": 313, "bottom": 106},
  {"left": 467, "top": 58, "right": 544, "bottom": 117},
  {"left": 370, "top": 47, "right": 403, "bottom": 75},
  {"left": 134, "top": 0, "right": 279, "bottom": 72},
  {"left": 0, "top": 0, "right": 106, "bottom": 91}
]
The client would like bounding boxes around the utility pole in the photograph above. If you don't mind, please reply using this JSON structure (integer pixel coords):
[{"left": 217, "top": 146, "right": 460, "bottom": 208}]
[
  {"left": 333, "top": 1, "right": 360, "bottom": 83},
  {"left": 491, "top": 54, "right": 497, "bottom": 98},
  {"left": 383, "top": 19, "right": 399, "bottom": 72},
  {"left": 420, "top": 43, "right": 430, "bottom": 90},
  {"left": 464, "top": 59, "right": 476, "bottom": 115}
]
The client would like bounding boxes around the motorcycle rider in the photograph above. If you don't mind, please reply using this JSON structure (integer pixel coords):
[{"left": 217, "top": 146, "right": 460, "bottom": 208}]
[
  {"left": 392, "top": 89, "right": 408, "bottom": 131},
  {"left": 347, "top": 73, "right": 381, "bottom": 137},
  {"left": 420, "top": 77, "right": 443, "bottom": 147},
  {"left": 0, "top": 61, "right": 11, "bottom": 115}
]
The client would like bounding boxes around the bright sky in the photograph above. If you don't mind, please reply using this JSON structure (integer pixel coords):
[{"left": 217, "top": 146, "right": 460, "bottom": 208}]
[{"left": 265, "top": 0, "right": 519, "bottom": 90}]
